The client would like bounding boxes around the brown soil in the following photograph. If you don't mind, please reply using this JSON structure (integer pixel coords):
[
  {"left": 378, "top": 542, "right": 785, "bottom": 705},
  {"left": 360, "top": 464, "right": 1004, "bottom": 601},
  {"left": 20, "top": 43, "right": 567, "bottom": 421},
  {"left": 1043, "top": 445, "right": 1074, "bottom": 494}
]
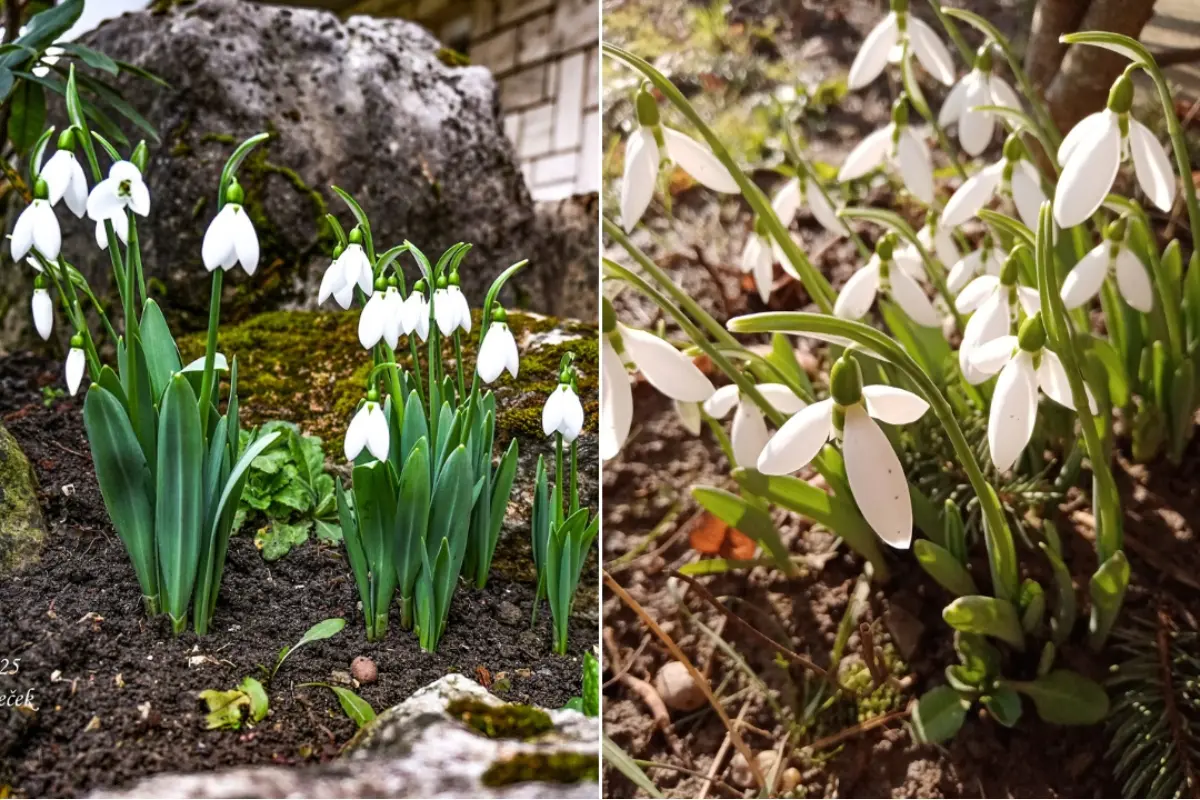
[{"left": 0, "top": 354, "right": 595, "bottom": 799}]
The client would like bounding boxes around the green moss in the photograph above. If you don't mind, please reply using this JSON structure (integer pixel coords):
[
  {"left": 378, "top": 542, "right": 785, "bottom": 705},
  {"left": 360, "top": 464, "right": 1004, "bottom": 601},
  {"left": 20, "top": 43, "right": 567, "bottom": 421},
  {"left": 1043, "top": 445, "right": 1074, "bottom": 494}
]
[
  {"left": 0, "top": 423, "right": 46, "bottom": 575},
  {"left": 837, "top": 644, "right": 907, "bottom": 725},
  {"left": 200, "top": 132, "right": 237, "bottom": 146},
  {"left": 481, "top": 752, "right": 598, "bottom": 787},
  {"left": 437, "top": 48, "right": 471, "bottom": 68},
  {"left": 448, "top": 698, "right": 553, "bottom": 739}
]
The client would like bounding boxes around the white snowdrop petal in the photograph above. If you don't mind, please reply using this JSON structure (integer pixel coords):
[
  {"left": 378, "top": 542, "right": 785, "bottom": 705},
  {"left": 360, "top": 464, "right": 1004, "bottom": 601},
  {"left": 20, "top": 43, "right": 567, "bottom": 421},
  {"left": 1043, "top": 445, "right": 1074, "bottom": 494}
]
[
  {"left": 675, "top": 400, "right": 703, "bottom": 436},
  {"left": 806, "top": 183, "right": 845, "bottom": 235},
  {"left": 366, "top": 405, "right": 390, "bottom": 461},
  {"left": 848, "top": 13, "right": 899, "bottom": 89},
  {"left": 31, "top": 202, "right": 61, "bottom": 260},
  {"left": 889, "top": 266, "right": 941, "bottom": 327},
  {"left": 757, "top": 383, "right": 808, "bottom": 415},
  {"left": 1016, "top": 287, "right": 1041, "bottom": 317},
  {"left": 955, "top": 274, "right": 1000, "bottom": 313},
  {"left": 1054, "top": 115, "right": 1121, "bottom": 228},
  {"left": 95, "top": 220, "right": 109, "bottom": 251},
  {"left": 989, "top": 353, "right": 1038, "bottom": 471},
  {"left": 967, "top": 335, "right": 1018, "bottom": 376},
  {"left": 358, "top": 293, "right": 386, "bottom": 349},
  {"left": 502, "top": 326, "right": 520, "bottom": 378},
  {"left": 620, "top": 128, "right": 659, "bottom": 232},
  {"left": 344, "top": 405, "right": 371, "bottom": 460},
  {"left": 702, "top": 384, "right": 740, "bottom": 419},
  {"left": 542, "top": 386, "right": 565, "bottom": 437},
  {"left": 894, "top": 249, "right": 925, "bottom": 279},
  {"left": 958, "top": 76, "right": 994, "bottom": 156},
  {"left": 959, "top": 290, "right": 1011, "bottom": 385},
  {"left": 772, "top": 233, "right": 804, "bottom": 281},
  {"left": 601, "top": 337, "right": 633, "bottom": 460},
  {"left": 561, "top": 388, "right": 585, "bottom": 442},
  {"left": 1009, "top": 168, "right": 1047, "bottom": 230},
  {"left": 731, "top": 401, "right": 771, "bottom": 469},
  {"left": 862, "top": 385, "right": 929, "bottom": 424},
  {"left": 933, "top": 226, "right": 960, "bottom": 269},
  {"left": 201, "top": 207, "right": 233, "bottom": 271},
  {"left": 896, "top": 129, "right": 934, "bottom": 203},
  {"left": 1057, "top": 111, "right": 1108, "bottom": 166},
  {"left": 1036, "top": 350, "right": 1076, "bottom": 411},
  {"left": 1114, "top": 245, "right": 1154, "bottom": 312},
  {"left": 41, "top": 152, "right": 72, "bottom": 205},
  {"left": 619, "top": 323, "right": 715, "bottom": 402},
  {"left": 663, "top": 127, "right": 739, "bottom": 193},
  {"left": 838, "top": 126, "right": 892, "bottom": 182},
  {"left": 65, "top": 347, "right": 86, "bottom": 396},
  {"left": 318, "top": 262, "right": 344, "bottom": 305},
  {"left": 109, "top": 160, "right": 141, "bottom": 183},
  {"left": 232, "top": 207, "right": 260, "bottom": 275},
  {"left": 843, "top": 404, "right": 913, "bottom": 549},
  {"left": 1128, "top": 119, "right": 1177, "bottom": 213},
  {"left": 937, "top": 77, "right": 970, "bottom": 127},
  {"left": 908, "top": 17, "right": 957, "bottom": 85},
  {"left": 757, "top": 398, "right": 833, "bottom": 475},
  {"left": 86, "top": 180, "right": 124, "bottom": 222},
  {"left": 834, "top": 261, "right": 879, "bottom": 320},
  {"left": 333, "top": 280, "right": 356, "bottom": 310},
  {"left": 434, "top": 290, "right": 456, "bottom": 335},
  {"left": 942, "top": 162, "right": 1003, "bottom": 228},
  {"left": 1060, "top": 244, "right": 1109, "bottom": 309},
  {"left": 988, "top": 76, "right": 1022, "bottom": 112},
  {"left": 128, "top": 179, "right": 151, "bottom": 217},
  {"left": 476, "top": 325, "right": 506, "bottom": 383},
  {"left": 64, "top": 157, "right": 88, "bottom": 218},
  {"left": 771, "top": 178, "right": 802, "bottom": 224},
  {"left": 11, "top": 205, "right": 35, "bottom": 261},
  {"left": 32, "top": 289, "right": 53, "bottom": 340}
]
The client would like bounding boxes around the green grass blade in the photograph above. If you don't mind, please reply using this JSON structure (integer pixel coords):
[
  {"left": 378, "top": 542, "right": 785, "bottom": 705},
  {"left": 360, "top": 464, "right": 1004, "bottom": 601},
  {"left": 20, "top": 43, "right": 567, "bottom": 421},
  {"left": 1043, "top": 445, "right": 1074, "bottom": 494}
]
[{"left": 156, "top": 375, "right": 205, "bottom": 633}]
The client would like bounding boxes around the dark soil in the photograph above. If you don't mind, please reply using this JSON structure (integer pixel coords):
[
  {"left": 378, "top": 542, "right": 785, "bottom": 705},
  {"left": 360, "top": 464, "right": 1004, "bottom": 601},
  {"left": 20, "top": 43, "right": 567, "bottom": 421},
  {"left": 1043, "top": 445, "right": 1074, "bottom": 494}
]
[{"left": 0, "top": 355, "right": 595, "bottom": 799}]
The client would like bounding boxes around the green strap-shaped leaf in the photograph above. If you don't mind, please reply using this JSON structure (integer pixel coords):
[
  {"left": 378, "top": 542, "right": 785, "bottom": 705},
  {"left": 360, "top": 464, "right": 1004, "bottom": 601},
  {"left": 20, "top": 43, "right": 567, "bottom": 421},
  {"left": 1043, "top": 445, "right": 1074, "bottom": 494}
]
[
  {"left": 400, "top": 390, "right": 427, "bottom": 476},
  {"left": 139, "top": 299, "right": 182, "bottom": 402},
  {"left": 914, "top": 540, "right": 978, "bottom": 597},
  {"left": 83, "top": 385, "right": 157, "bottom": 605},
  {"left": 156, "top": 375, "right": 206, "bottom": 632},
  {"left": 338, "top": 480, "right": 371, "bottom": 625},
  {"left": 531, "top": 455, "right": 550, "bottom": 601},
  {"left": 7, "top": 74, "right": 45, "bottom": 154},
  {"left": 353, "top": 461, "right": 398, "bottom": 641},
  {"left": 123, "top": 332, "right": 158, "bottom": 477},
  {"left": 227, "top": 357, "right": 241, "bottom": 460},
  {"left": 485, "top": 437, "right": 519, "bottom": 561},
  {"left": 395, "top": 438, "right": 431, "bottom": 603}
]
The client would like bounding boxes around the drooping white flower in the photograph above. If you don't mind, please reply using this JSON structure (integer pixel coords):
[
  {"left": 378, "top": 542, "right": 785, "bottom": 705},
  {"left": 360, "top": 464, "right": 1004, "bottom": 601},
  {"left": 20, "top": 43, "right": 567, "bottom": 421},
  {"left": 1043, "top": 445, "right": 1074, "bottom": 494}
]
[
  {"left": 955, "top": 255, "right": 1041, "bottom": 384},
  {"left": 95, "top": 212, "right": 130, "bottom": 251},
  {"left": 344, "top": 397, "right": 389, "bottom": 462},
  {"left": 1054, "top": 73, "right": 1176, "bottom": 228},
  {"left": 447, "top": 282, "right": 472, "bottom": 334},
  {"left": 400, "top": 287, "right": 430, "bottom": 341},
  {"left": 969, "top": 316, "right": 1096, "bottom": 471},
  {"left": 704, "top": 383, "right": 807, "bottom": 468},
  {"left": 86, "top": 160, "right": 149, "bottom": 221},
  {"left": 758, "top": 355, "right": 929, "bottom": 548},
  {"left": 848, "top": 0, "right": 956, "bottom": 89},
  {"left": 477, "top": 308, "right": 520, "bottom": 383},
  {"left": 543, "top": 380, "right": 585, "bottom": 443},
  {"left": 938, "top": 46, "right": 1022, "bottom": 156},
  {"left": 201, "top": 198, "right": 260, "bottom": 276},
  {"left": 65, "top": 338, "right": 85, "bottom": 396},
  {"left": 358, "top": 289, "right": 389, "bottom": 349},
  {"left": 380, "top": 286, "right": 405, "bottom": 348},
  {"left": 31, "top": 286, "right": 53, "bottom": 341},
  {"left": 838, "top": 98, "right": 934, "bottom": 204},
  {"left": 1061, "top": 220, "right": 1153, "bottom": 312},
  {"left": 621, "top": 87, "right": 739, "bottom": 232},
  {"left": 834, "top": 235, "right": 940, "bottom": 327},
  {"left": 11, "top": 198, "right": 61, "bottom": 262},
  {"left": 317, "top": 241, "right": 373, "bottom": 309},
  {"left": 740, "top": 223, "right": 776, "bottom": 304},
  {"left": 943, "top": 137, "right": 1046, "bottom": 231},
  {"left": 901, "top": 211, "right": 960, "bottom": 271},
  {"left": 599, "top": 317, "right": 716, "bottom": 460},
  {"left": 946, "top": 237, "right": 1005, "bottom": 295},
  {"left": 675, "top": 400, "right": 703, "bottom": 436},
  {"left": 40, "top": 148, "right": 88, "bottom": 218},
  {"left": 772, "top": 175, "right": 846, "bottom": 237}
]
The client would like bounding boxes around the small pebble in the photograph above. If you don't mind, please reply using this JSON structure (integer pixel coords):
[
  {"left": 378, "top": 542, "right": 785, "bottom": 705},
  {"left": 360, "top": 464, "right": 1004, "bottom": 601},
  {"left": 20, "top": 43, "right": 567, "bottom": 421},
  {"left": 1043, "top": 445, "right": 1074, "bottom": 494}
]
[
  {"left": 781, "top": 766, "right": 801, "bottom": 793},
  {"left": 653, "top": 660, "right": 705, "bottom": 711},
  {"left": 729, "top": 752, "right": 754, "bottom": 788},
  {"left": 351, "top": 656, "right": 377, "bottom": 684}
]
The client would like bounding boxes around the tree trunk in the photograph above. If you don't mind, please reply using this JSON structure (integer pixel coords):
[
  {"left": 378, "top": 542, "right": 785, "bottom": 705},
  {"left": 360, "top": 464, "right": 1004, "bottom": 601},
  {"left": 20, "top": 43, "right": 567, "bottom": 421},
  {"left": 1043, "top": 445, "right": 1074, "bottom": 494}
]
[
  {"left": 1037, "top": 0, "right": 1158, "bottom": 135},
  {"left": 1025, "top": 0, "right": 1089, "bottom": 92}
]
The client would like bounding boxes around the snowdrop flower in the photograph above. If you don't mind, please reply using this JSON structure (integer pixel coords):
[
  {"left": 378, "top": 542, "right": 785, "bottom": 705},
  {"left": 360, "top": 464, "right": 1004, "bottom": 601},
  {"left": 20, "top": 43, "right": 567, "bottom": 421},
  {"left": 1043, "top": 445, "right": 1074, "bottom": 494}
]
[
  {"left": 773, "top": 174, "right": 845, "bottom": 237},
  {"left": 11, "top": 180, "right": 61, "bottom": 263},
  {"left": 955, "top": 250, "right": 1040, "bottom": 384},
  {"left": 740, "top": 219, "right": 777, "bottom": 303},
  {"left": 403, "top": 281, "right": 430, "bottom": 341},
  {"left": 938, "top": 46, "right": 1022, "bottom": 156},
  {"left": 1061, "top": 219, "right": 1153, "bottom": 313},
  {"left": 1054, "top": 72, "right": 1176, "bottom": 228},
  {"left": 318, "top": 231, "right": 374, "bottom": 309},
  {"left": 201, "top": 180, "right": 260, "bottom": 276},
  {"left": 65, "top": 334, "right": 85, "bottom": 396},
  {"left": 344, "top": 392, "right": 389, "bottom": 462},
  {"left": 946, "top": 235, "right": 1005, "bottom": 295},
  {"left": 848, "top": 0, "right": 955, "bottom": 90},
  {"left": 378, "top": 285, "right": 406, "bottom": 349},
  {"left": 621, "top": 86, "right": 739, "bottom": 232},
  {"left": 758, "top": 355, "right": 929, "bottom": 548},
  {"left": 704, "top": 383, "right": 807, "bottom": 468},
  {"left": 835, "top": 234, "right": 940, "bottom": 327},
  {"left": 901, "top": 209, "right": 959, "bottom": 271},
  {"left": 357, "top": 278, "right": 391, "bottom": 349},
  {"left": 86, "top": 160, "right": 149, "bottom": 221},
  {"left": 95, "top": 212, "right": 130, "bottom": 251},
  {"left": 39, "top": 130, "right": 88, "bottom": 218},
  {"left": 838, "top": 97, "right": 934, "bottom": 204},
  {"left": 600, "top": 300, "right": 715, "bottom": 460},
  {"left": 543, "top": 370, "right": 585, "bottom": 443},
  {"left": 969, "top": 315, "right": 1095, "bottom": 471},
  {"left": 477, "top": 306, "right": 520, "bottom": 383},
  {"left": 446, "top": 272, "right": 472, "bottom": 334},
  {"left": 31, "top": 281, "right": 53, "bottom": 341},
  {"left": 943, "top": 136, "right": 1046, "bottom": 230}
]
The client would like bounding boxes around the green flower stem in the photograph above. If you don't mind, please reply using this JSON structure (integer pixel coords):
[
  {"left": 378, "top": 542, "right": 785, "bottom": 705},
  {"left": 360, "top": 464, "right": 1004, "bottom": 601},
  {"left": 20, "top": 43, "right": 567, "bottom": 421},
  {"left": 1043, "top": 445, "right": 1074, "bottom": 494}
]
[
  {"left": 569, "top": 438, "right": 580, "bottom": 516},
  {"left": 554, "top": 433, "right": 565, "bottom": 525},
  {"left": 603, "top": 44, "right": 837, "bottom": 312},
  {"left": 453, "top": 331, "right": 466, "bottom": 399},
  {"left": 728, "top": 311, "right": 1020, "bottom": 602},
  {"left": 127, "top": 212, "right": 147, "bottom": 307},
  {"left": 703, "top": 411, "right": 738, "bottom": 466},
  {"left": 123, "top": 213, "right": 140, "bottom": 344},
  {"left": 1034, "top": 205, "right": 1124, "bottom": 562},
  {"left": 39, "top": 256, "right": 101, "bottom": 379},
  {"left": 692, "top": 343, "right": 815, "bottom": 403},
  {"left": 197, "top": 269, "right": 223, "bottom": 436},
  {"left": 924, "top": 0, "right": 973, "bottom": 64},
  {"left": 408, "top": 334, "right": 425, "bottom": 402}
]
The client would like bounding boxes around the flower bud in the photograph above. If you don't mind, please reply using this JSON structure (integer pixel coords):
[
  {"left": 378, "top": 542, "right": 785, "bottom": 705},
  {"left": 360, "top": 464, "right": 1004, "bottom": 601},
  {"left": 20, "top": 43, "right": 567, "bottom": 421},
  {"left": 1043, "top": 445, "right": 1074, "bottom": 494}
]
[
  {"left": 1017, "top": 313, "right": 1046, "bottom": 352},
  {"left": 830, "top": 354, "right": 864, "bottom": 407},
  {"left": 224, "top": 178, "right": 245, "bottom": 206},
  {"left": 1106, "top": 73, "right": 1134, "bottom": 114},
  {"left": 386, "top": 275, "right": 398, "bottom": 287},
  {"left": 33, "top": 177, "right": 49, "bottom": 200},
  {"left": 635, "top": 85, "right": 660, "bottom": 127},
  {"left": 414, "top": 278, "right": 427, "bottom": 293},
  {"left": 366, "top": 388, "right": 379, "bottom": 403},
  {"left": 999, "top": 250, "right": 1020, "bottom": 285},
  {"left": 374, "top": 275, "right": 387, "bottom": 292},
  {"left": 448, "top": 270, "right": 461, "bottom": 287},
  {"left": 875, "top": 232, "right": 897, "bottom": 261},
  {"left": 890, "top": 95, "right": 910, "bottom": 126},
  {"left": 34, "top": 273, "right": 48, "bottom": 290},
  {"left": 348, "top": 227, "right": 364, "bottom": 245},
  {"left": 1105, "top": 218, "right": 1127, "bottom": 242},
  {"left": 70, "top": 332, "right": 83, "bottom": 348},
  {"left": 1002, "top": 134, "right": 1024, "bottom": 163},
  {"left": 436, "top": 274, "right": 448, "bottom": 289},
  {"left": 974, "top": 45, "right": 993, "bottom": 73},
  {"left": 57, "top": 128, "right": 76, "bottom": 151},
  {"left": 131, "top": 140, "right": 149, "bottom": 173},
  {"left": 492, "top": 305, "right": 508, "bottom": 323},
  {"left": 889, "top": 0, "right": 909, "bottom": 12}
]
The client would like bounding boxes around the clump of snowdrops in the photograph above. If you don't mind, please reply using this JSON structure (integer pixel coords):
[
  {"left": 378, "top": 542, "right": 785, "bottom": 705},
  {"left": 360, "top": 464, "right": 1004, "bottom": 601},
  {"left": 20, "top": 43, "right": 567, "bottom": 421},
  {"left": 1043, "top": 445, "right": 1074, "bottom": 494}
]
[
  {"left": 9, "top": 66, "right": 278, "bottom": 635},
  {"left": 603, "top": 0, "right": 1200, "bottom": 744}
]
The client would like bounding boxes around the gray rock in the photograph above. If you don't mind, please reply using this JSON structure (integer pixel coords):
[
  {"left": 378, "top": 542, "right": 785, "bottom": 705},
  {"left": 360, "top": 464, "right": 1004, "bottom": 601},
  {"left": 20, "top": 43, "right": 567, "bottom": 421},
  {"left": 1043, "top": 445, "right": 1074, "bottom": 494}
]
[
  {"left": 101, "top": 675, "right": 598, "bottom": 798},
  {"left": 6, "top": 0, "right": 542, "bottom": 345},
  {"left": 0, "top": 422, "right": 45, "bottom": 575}
]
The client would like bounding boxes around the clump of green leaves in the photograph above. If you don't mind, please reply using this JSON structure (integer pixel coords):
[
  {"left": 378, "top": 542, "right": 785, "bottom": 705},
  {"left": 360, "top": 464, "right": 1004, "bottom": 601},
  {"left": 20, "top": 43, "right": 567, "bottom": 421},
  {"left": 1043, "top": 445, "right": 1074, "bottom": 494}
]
[
  {"left": 234, "top": 421, "right": 341, "bottom": 560},
  {"left": 199, "top": 676, "right": 268, "bottom": 731}
]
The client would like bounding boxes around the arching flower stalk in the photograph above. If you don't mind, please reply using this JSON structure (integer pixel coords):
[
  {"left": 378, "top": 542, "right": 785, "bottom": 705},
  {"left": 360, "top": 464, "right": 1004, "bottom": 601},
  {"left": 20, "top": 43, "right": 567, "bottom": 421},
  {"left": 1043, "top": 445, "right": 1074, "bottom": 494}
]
[
  {"left": 839, "top": 96, "right": 934, "bottom": 204},
  {"left": 757, "top": 354, "right": 929, "bottom": 549},
  {"left": 956, "top": 249, "right": 1040, "bottom": 384},
  {"left": 703, "top": 382, "right": 807, "bottom": 468},
  {"left": 621, "top": 85, "right": 739, "bottom": 231},
  {"left": 1061, "top": 218, "right": 1153, "bottom": 312},
  {"left": 848, "top": 0, "right": 956, "bottom": 90},
  {"left": 947, "top": 234, "right": 1006, "bottom": 295},
  {"left": 942, "top": 136, "right": 1046, "bottom": 230},
  {"left": 938, "top": 45, "right": 1022, "bottom": 156},
  {"left": 1054, "top": 70, "right": 1176, "bottom": 228},
  {"left": 970, "top": 315, "right": 1096, "bottom": 471},
  {"left": 477, "top": 306, "right": 520, "bottom": 384},
  {"left": 834, "top": 233, "right": 940, "bottom": 327}
]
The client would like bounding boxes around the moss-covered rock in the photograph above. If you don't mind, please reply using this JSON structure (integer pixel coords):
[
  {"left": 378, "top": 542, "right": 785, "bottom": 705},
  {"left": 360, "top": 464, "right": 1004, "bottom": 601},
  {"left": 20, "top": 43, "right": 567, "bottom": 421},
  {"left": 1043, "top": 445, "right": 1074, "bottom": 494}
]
[{"left": 0, "top": 422, "right": 45, "bottom": 575}]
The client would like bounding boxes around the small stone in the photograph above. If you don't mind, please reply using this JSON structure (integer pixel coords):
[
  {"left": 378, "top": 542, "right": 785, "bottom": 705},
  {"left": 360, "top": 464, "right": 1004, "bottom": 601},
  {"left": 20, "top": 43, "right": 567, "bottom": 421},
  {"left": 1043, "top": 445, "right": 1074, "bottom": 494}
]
[
  {"left": 654, "top": 661, "right": 705, "bottom": 712},
  {"left": 756, "top": 750, "right": 778, "bottom": 777},
  {"left": 497, "top": 600, "right": 521, "bottom": 626},
  {"left": 729, "top": 752, "right": 754, "bottom": 788},
  {"left": 351, "top": 656, "right": 377, "bottom": 684},
  {"left": 781, "top": 766, "right": 801, "bottom": 792}
]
